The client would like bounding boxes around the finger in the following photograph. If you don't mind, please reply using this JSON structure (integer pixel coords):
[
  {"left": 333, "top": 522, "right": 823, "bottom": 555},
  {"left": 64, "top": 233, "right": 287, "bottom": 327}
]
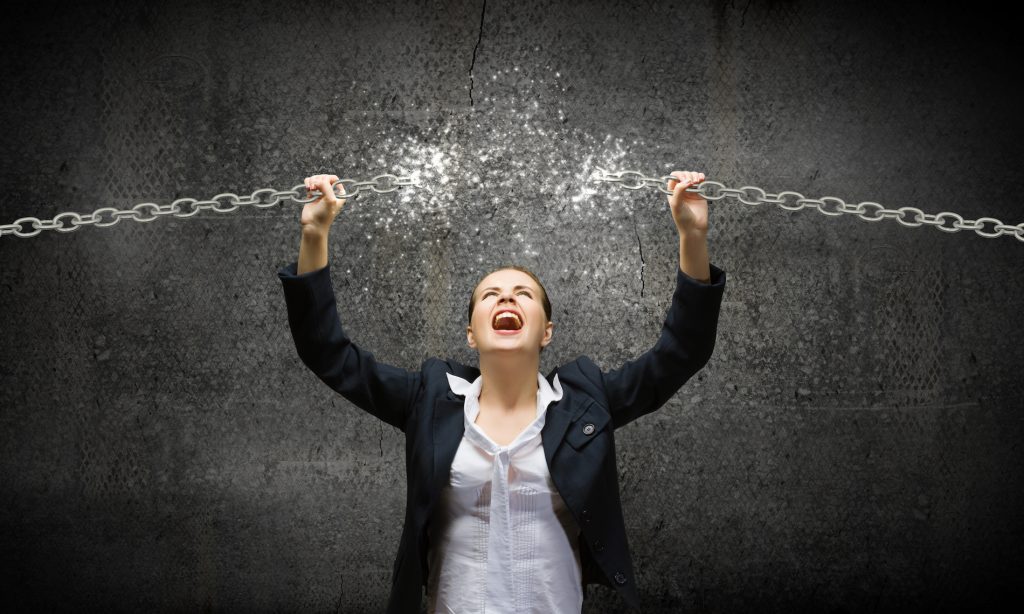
[
  {"left": 318, "top": 177, "right": 337, "bottom": 203},
  {"left": 329, "top": 175, "right": 346, "bottom": 197},
  {"left": 668, "top": 170, "right": 683, "bottom": 189}
]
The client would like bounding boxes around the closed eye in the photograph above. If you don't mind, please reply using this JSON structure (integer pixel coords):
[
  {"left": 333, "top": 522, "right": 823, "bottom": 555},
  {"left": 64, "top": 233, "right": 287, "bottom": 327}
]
[{"left": 483, "top": 290, "right": 532, "bottom": 298}]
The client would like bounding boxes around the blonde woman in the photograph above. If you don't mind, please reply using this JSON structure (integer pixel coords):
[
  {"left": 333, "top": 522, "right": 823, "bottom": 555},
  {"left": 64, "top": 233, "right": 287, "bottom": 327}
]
[{"left": 278, "top": 170, "right": 726, "bottom": 613}]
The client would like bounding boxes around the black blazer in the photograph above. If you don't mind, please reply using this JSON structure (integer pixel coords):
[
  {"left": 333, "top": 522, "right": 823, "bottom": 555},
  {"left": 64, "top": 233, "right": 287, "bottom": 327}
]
[{"left": 278, "top": 261, "right": 727, "bottom": 612}]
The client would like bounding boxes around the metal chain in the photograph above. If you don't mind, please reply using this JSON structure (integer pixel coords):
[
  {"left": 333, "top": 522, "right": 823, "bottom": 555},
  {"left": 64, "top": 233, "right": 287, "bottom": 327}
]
[
  {"left": 592, "top": 167, "right": 1024, "bottom": 242},
  {"left": 2, "top": 168, "right": 1022, "bottom": 243},
  {"left": 0, "top": 173, "right": 421, "bottom": 239}
]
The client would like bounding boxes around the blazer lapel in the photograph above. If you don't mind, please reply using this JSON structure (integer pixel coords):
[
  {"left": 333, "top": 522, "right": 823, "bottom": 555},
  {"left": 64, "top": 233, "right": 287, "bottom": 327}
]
[
  {"left": 432, "top": 366, "right": 585, "bottom": 496},
  {"left": 431, "top": 390, "right": 467, "bottom": 497}
]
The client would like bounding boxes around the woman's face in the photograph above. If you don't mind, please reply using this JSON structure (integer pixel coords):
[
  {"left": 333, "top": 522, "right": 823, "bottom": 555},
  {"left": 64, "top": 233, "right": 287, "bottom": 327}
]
[{"left": 467, "top": 269, "right": 553, "bottom": 356}]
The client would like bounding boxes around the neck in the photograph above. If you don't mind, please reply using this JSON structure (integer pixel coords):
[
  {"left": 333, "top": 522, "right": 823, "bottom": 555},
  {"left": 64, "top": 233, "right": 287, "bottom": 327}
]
[{"left": 478, "top": 352, "right": 539, "bottom": 412}]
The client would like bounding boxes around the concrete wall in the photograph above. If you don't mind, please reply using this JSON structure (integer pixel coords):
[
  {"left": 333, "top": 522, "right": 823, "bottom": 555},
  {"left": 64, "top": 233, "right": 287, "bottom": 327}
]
[{"left": 1, "top": 0, "right": 1021, "bottom": 611}]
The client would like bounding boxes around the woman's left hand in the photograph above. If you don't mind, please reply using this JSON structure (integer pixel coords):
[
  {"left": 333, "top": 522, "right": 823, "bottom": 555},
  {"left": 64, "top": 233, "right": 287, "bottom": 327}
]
[{"left": 667, "top": 170, "right": 708, "bottom": 235}]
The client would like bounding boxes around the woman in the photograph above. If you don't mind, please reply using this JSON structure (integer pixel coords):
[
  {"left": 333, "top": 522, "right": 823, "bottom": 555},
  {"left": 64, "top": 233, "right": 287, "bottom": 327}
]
[{"left": 277, "top": 170, "right": 727, "bottom": 613}]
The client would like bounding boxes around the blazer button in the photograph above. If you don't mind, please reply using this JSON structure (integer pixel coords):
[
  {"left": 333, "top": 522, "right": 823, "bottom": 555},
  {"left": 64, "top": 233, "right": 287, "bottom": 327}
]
[
  {"left": 614, "top": 571, "right": 628, "bottom": 585},
  {"left": 581, "top": 509, "right": 591, "bottom": 524},
  {"left": 583, "top": 423, "right": 595, "bottom": 435},
  {"left": 593, "top": 540, "right": 604, "bottom": 553}
]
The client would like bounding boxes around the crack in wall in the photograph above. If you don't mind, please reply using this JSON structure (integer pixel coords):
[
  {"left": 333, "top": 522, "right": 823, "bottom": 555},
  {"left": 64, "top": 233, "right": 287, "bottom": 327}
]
[
  {"left": 468, "top": 0, "right": 487, "bottom": 107},
  {"left": 633, "top": 217, "right": 645, "bottom": 297}
]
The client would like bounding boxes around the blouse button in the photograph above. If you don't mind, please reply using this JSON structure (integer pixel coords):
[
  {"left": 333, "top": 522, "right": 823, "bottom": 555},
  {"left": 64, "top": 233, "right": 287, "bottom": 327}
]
[
  {"left": 614, "top": 571, "right": 628, "bottom": 585},
  {"left": 593, "top": 540, "right": 604, "bottom": 552},
  {"left": 583, "top": 423, "right": 595, "bottom": 435}
]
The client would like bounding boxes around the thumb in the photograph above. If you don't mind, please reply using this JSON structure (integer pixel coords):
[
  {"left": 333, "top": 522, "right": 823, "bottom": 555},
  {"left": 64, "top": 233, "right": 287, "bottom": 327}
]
[
  {"left": 329, "top": 175, "right": 346, "bottom": 198},
  {"left": 666, "top": 171, "right": 690, "bottom": 204},
  {"left": 315, "top": 176, "right": 338, "bottom": 205}
]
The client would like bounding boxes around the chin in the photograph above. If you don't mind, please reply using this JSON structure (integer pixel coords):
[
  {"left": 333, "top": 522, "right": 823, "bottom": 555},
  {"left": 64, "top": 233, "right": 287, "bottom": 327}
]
[{"left": 482, "top": 343, "right": 537, "bottom": 354}]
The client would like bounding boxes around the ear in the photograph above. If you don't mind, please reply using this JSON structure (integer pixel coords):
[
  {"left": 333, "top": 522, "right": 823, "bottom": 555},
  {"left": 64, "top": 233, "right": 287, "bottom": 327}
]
[
  {"left": 540, "top": 321, "right": 554, "bottom": 348},
  {"left": 466, "top": 325, "right": 477, "bottom": 349}
]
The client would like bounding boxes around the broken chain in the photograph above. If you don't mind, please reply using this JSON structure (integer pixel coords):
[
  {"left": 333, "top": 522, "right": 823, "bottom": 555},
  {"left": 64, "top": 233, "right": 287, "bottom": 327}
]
[{"left": 2, "top": 169, "right": 1020, "bottom": 243}]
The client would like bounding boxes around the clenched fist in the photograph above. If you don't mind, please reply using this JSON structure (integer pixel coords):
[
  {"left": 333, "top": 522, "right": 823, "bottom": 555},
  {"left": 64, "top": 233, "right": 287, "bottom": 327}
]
[
  {"left": 300, "top": 174, "right": 347, "bottom": 232},
  {"left": 666, "top": 170, "right": 708, "bottom": 235}
]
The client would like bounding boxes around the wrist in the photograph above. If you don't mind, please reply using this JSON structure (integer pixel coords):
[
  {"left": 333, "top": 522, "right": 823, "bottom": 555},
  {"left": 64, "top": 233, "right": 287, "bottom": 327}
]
[
  {"left": 301, "top": 223, "right": 330, "bottom": 239},
  {"left": 678, "top": 227, "right": 708, "bottom": 241}
]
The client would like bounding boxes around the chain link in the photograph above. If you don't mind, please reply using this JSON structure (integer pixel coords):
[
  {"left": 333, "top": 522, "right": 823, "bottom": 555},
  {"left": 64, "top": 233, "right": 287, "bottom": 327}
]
[
  {"left": 2, "top": 169, "right": 1021, "bottom": 243},
  {"left": 0, "top": 174, "right": 421, "bottom": 239},
  {"left": 591, "top": 167, "right": 1024, "bottom": 242}
]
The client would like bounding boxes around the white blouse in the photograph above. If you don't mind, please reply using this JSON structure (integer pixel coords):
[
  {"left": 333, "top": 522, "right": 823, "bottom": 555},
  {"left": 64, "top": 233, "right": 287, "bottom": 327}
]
[{"left": 426, "top": 371, "right": 583, "bottom": 613}]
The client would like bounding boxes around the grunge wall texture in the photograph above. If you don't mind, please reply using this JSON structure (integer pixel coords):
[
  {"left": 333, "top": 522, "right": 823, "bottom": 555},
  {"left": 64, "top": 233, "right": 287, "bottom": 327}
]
[{"left": 1, "top": 0, "right": 1022, "bottom": 611}]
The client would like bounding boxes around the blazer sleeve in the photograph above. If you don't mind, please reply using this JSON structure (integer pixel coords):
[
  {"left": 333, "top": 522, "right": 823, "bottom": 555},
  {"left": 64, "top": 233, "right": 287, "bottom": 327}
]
[
  {"left": 277, "top": 261, "right": 421, "bottom": 432},
  {"left": 600, "top": 263, "right": 726, "bottom": 430}
]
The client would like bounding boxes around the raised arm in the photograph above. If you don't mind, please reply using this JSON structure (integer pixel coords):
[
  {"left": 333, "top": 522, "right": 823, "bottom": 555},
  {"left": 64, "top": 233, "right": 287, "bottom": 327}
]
[
  {"left": 600, "top": 170, "right": 727, "bottom": 429},
  {"left": 278, "top": 174, "right": 421, "bottom": 432}
]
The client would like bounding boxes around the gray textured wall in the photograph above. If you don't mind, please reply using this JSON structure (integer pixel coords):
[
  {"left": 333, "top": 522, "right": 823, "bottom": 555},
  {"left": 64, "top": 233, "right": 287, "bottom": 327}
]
[{"left": 1, "top": 0, "right": 1022, "bottom": 611}]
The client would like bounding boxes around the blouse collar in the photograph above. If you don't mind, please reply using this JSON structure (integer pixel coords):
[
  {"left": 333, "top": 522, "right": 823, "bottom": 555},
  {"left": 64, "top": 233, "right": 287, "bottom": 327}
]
[{"left": 446, "top": 370, "right": 563, "bottom": 419}]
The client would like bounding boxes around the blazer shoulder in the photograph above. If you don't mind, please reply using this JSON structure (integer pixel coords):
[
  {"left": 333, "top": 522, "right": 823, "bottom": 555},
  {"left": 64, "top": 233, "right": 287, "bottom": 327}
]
[
  {"left": 553, "top": 355, "right": 606, "bottom": 399},
  {"left": 423, "top": 357, "right": 480, "bottom": 382},
  {"left": 562, "top": 354, "right": 602, "bottom": 381}
]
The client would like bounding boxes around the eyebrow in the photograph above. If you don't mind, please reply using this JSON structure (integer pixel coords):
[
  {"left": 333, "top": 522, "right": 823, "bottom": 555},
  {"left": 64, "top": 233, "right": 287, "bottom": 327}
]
[{"left": 479, "top": 285, "right": 535, "bottom": 296}]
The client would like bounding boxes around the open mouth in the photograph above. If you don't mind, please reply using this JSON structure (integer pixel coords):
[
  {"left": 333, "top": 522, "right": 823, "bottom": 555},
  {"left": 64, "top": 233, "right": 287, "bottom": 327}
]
[{"left": 492, "top": 311, "right": 523, "bottom": 334}]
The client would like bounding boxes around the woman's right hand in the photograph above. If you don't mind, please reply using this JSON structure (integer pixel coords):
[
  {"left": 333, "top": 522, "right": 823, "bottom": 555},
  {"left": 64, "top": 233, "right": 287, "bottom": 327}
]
[{"left": 300, "top": 174, "right": 347, "bottom": 232}]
